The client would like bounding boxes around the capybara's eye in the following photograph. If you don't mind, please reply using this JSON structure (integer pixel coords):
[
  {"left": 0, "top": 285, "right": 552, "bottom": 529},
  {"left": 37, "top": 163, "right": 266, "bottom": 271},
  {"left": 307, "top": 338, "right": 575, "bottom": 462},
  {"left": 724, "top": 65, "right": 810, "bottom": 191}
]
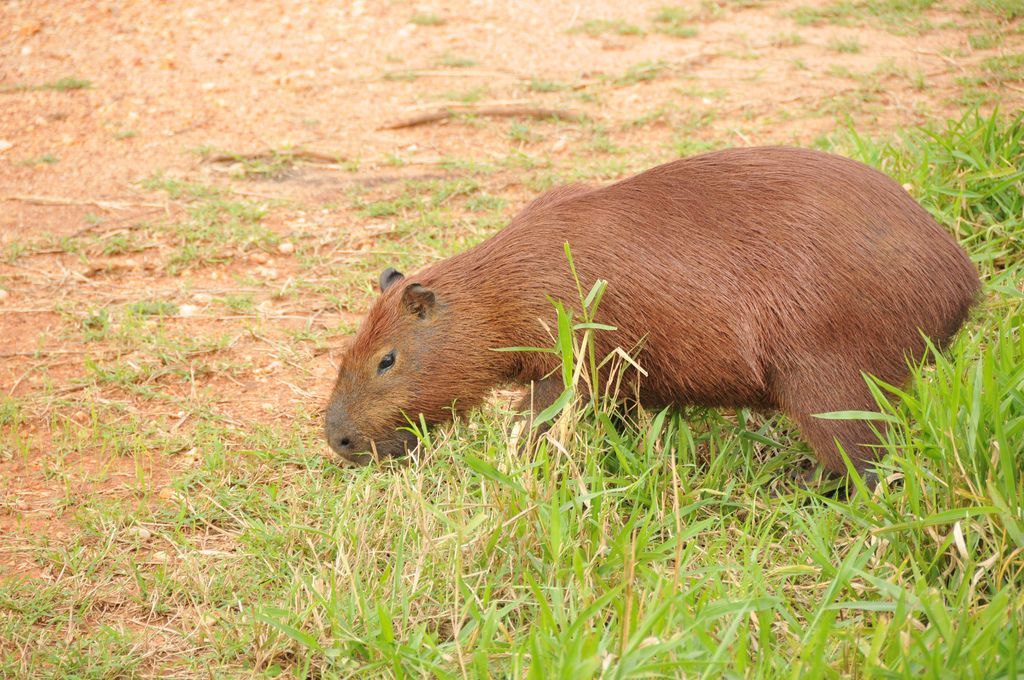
[{"left": 377, "top": 351, "right": 396, "bottom": 375}]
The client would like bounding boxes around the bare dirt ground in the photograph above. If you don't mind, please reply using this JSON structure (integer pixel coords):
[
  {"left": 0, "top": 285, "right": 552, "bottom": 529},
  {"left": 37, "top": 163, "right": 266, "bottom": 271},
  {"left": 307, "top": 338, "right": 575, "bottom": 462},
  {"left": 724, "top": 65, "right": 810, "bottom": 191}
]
[{"left": 0, "top": 0, "right": 1020, "bottom": 582}]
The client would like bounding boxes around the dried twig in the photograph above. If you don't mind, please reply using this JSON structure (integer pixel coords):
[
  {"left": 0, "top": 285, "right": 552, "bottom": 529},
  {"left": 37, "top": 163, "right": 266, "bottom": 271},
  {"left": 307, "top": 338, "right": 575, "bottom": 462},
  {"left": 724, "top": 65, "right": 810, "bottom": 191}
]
[
  {"left": 912, "top": 48, "right": 968, "bottom": 74},
  {"left": 202, "top": 149, "right": 343, "bottom": 165},
  {"left": 401, "top": 97, "right": 534, "bottom": 112},
  {"left": 382, "top": 106, "right": 584, "bottom": 130},
  {"left": 389, "top": 69, "right": 524, "bottom": 80},
  {"left": 0, "top": 349, "right": 93, "bottom": 358},
  {"left": 170, "top": 116, "right": 210, "bottom": 136},
  {"left": 1, "top": 195, "right": 165, "bottom": 210}
]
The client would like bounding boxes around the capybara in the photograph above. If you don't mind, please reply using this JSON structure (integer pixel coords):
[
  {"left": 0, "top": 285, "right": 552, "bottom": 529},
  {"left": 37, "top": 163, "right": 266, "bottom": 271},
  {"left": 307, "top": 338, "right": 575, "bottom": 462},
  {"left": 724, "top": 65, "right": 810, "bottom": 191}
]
[{"left": 325, "top": 147, "right": 980, "bottom": 474}]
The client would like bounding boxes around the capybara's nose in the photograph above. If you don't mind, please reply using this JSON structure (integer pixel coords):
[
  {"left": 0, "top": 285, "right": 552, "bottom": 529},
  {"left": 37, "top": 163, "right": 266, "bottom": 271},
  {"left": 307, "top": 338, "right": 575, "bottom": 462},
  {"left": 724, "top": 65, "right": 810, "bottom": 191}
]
[
  {"left": 327, "top": 430, "right": 371, "bottom": 464},
  {"left": 325, "top": 424, "right": 356, "bottom": 454},
  {"left": 324, "top": 406, "right": 359, "bottom": 457}
]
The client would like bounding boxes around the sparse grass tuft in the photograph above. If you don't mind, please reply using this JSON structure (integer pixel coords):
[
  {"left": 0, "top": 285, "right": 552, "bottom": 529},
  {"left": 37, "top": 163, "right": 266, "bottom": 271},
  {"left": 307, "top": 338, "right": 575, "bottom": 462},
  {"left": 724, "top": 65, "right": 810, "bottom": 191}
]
[
  {"left": 507, "top": 122, "right": 536, "bottom": 143},
  {"left": 611, "top": 60, "right": 669, "bottom": 86},
  {"left": 382, "top": 69, "right": 420, "bottom": 81},
  {"left": 953, "top": 55, "right": 1024, "bottom": 107},
  {"left": 16, "top": 154, "right": 59, "bottom": 166},
  {"left": 968, "top": 28, "right": 1003, "bottom": 50},
  {"left": 980, "top": 53, "right": 1024, "bottom": 85},
  {"left": 528, "top": 78, "right": 569, "bottom": 92},
  {"left": 126, "top": 300, "right": 179, "bottom": 317},
  {"left": 438, "top": 52, "right": 478, "bottom": 68},
  {"left": 441, "top": 86, "right": 486, "bottom": 103},
  {"left": 771, "top": 31, "right": 805, "bottom": 47},
  {"left": 410, "top": 13, "right": 445, "bottom": 26},
  {"left": 571, "top": 19, "right": 645, "bottom": 37},
  {"left": 141, "top": 173, "right": 274, "bottom": 273},
  {"left": 789, "top": 0, "right": 937, "bottom": 34},
  {"left": 828, "top": 36, "right": 862, "bottom": 52},
  {"left": 195, "top": 147, "right": 297, "bottom": 179},
  {"left": 41, "top": 76, "right": 92, "bottom": 91},
  {"left": 974, "top": 0, "right": 1024, "bottom": 18},
  {"left": 652, "top": 7, "right": 700, "bottom": 37}
]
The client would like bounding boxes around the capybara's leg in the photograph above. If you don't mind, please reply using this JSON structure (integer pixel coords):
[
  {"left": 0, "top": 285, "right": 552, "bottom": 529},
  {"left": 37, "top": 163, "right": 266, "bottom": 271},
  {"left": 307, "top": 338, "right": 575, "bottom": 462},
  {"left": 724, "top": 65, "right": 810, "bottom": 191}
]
[
  {"left": 775, "top": 363, "right": 884, "bottom": 477},
  {"left": 513, "top": 375, "right": 566, "bottom": 428},
  {"left": 510, "top": 375, "right": 566, "bottom": 453}
]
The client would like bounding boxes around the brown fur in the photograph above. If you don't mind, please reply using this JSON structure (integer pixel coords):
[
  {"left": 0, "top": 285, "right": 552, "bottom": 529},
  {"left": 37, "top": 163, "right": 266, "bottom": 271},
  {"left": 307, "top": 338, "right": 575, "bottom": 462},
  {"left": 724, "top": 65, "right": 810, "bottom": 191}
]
[{"left": 325, "top": 147, "right": 980, "bottom": 472}]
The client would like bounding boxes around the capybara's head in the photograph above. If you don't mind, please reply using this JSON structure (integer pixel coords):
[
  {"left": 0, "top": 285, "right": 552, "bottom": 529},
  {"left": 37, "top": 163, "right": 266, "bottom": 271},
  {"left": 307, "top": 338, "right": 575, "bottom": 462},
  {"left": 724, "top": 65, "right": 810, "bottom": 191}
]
[{"left": 325, "top": 267, "right": 454, "bottom": 464}]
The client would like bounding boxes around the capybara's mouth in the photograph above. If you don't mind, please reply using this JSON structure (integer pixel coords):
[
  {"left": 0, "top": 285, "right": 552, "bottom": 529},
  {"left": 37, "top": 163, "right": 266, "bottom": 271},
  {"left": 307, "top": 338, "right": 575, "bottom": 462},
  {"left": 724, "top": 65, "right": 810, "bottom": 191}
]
[{"left": 335, "top": 431, "right": 420, "bottom": 466}]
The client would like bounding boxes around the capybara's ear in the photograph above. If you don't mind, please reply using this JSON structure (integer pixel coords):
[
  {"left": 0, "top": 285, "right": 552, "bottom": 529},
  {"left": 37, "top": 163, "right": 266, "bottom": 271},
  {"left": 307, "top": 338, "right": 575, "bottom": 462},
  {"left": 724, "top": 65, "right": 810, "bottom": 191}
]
[
  {"left": 380, "top": 267, "right": 404, "bottom": 292},
  {"left": 402, "top": 284, "right": 435, "bottom": 319}
]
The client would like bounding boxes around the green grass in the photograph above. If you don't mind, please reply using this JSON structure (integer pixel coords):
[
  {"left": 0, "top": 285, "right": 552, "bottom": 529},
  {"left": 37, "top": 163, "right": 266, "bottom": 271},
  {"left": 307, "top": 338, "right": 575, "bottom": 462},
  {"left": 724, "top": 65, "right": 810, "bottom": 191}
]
[
  {"left": 1, "top": 77, "right": 92, "bottom": 94},
  {"left": 622, "top": 106, "right": 674, "bottom": 130},
  {"left": 968, "top": 26, "right": 1003, "bottom": 50},
  {"left": 438, "top": 53, "right": 478, "bottom": 68},
  {"left": 41, "top": 76, "right": 92, "bottom": 91},
  {"left": 507, "top": 122, "right": 536, "bottom": 143},
  {"left": 974, "top": 0, "right": 1024, "bottom": 18},
  {"left": 978, "top": 54, "right": 1024, "bottom": 86},
  {"left": 140, "top": 174, "right": 275, "bottom": 273},
  {"left": 610, "top": 60, "right": 668, "bottom": 86},
  {"left": 528, "top": 78, "right": 570, "bottom": 93},
  {"left": 16, "top": 153, "right": 59, "bottom": 167},
  {"left": 788, "top": 0, "right": 938, "bottom": 34},
  {"left": 652, "top": 7, "right": 699, "bottom": 37},
  {"left": 2, "top": 111, "right": 1022, "bottom": 676},
  {"left": 194, "top": 147, "right": 298, "bottom": 179}
]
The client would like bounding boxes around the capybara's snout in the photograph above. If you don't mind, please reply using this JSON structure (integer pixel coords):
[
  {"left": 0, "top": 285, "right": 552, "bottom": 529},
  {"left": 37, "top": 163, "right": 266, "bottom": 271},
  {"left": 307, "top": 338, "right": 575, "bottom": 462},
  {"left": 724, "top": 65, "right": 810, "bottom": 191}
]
[
  {"left": 324, "top": 400, "right": 418, "bottom": 464},
  {"left": 324, "top": 402, "right": 366, "bottom": 462}
]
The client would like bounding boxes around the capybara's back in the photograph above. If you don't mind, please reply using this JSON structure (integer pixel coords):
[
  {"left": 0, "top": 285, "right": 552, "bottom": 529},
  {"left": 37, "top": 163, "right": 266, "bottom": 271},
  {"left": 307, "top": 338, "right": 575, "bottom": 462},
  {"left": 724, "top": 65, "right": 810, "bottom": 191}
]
[{"left": 326, "top": 147, "right": 980, "bottom": 474}]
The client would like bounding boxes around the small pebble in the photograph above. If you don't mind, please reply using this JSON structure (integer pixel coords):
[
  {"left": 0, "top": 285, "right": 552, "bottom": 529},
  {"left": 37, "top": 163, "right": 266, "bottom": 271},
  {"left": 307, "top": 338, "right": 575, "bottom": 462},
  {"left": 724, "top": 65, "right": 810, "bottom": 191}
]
[
  {"left": 179, "top": 304, "right": 200, "bottom": 317},
  {"left": 0, "top": 289, "right": 9, "bottom": 301},
  {"left": 277, "top": 241, "right": 295, "bottom": 254},
  {"left": 128, "top": 526, "right": 152, "bottom": 540},
  {"left": 256, "top": 266, "right": 279, "bottom": 280},
  {"left": 249, "top": 252, "right": 269, "bottom": 264},
  {"left": 152, "top": 550, "right": 170, "bottom": 563}
]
